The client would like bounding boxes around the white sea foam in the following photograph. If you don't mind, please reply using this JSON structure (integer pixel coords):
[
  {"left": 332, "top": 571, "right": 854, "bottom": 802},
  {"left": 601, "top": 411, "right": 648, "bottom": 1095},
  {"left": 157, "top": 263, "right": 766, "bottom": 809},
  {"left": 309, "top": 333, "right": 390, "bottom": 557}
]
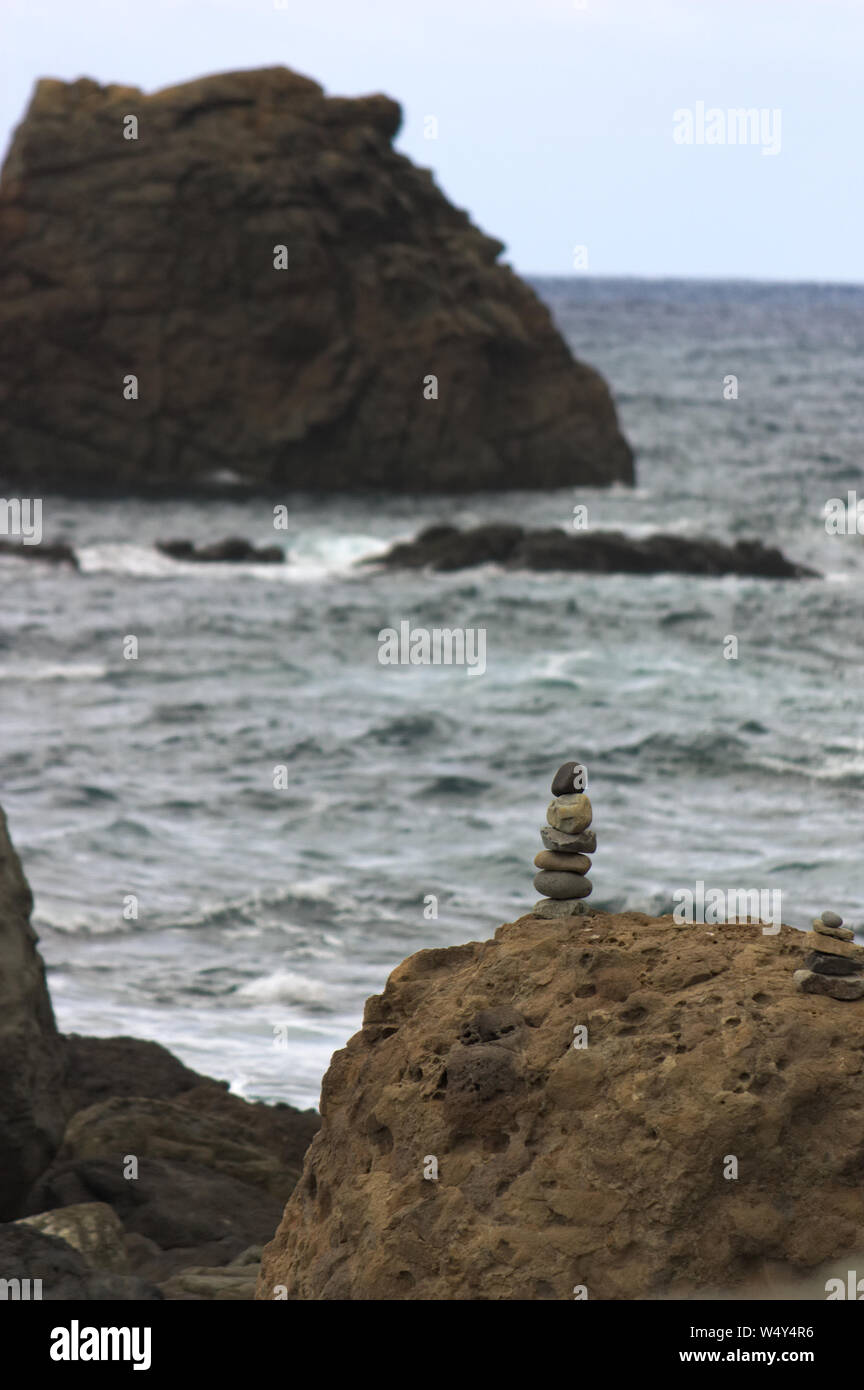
[
  {"left": 0, "top": 662, "right": 107, "bottom": 681},
  {"left": 75, "top": 534, "right": 389, "bottom": 581},
  {"left": 236, "top": 970, "right": 333, "bottom": 1006}
]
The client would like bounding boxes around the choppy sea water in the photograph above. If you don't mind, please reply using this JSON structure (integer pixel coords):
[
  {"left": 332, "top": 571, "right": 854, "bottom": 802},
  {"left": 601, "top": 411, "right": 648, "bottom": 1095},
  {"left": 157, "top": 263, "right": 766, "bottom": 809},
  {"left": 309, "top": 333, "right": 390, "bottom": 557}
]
[{"left": 3, "top": 277, "right": 864, "bottom": 1109}]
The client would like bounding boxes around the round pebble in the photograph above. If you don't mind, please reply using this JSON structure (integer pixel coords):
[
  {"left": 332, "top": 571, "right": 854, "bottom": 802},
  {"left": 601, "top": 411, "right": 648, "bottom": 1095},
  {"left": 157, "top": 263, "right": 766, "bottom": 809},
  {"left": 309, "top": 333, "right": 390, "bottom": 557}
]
[
  {"left": 533, "top": 870, "right": 593, "bottom": 900},
  {"left": 821, "top": 911, "right": 843, "bottom": 928},
  {"left": 533, "top": 850, "right": 591, "bottom": 874}
]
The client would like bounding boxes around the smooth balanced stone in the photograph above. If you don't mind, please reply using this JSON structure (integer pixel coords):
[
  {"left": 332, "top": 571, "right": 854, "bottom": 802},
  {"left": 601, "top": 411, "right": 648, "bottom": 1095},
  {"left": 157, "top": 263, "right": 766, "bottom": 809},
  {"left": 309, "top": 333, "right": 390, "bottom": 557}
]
[
  {"left": 532, "top": 898, "right": 590, "bottom": 919},
  {"left": 812, "top": 919, "right": 854, "bottom": 942},
  {"left": 546, "top": 795, "right": 592, "bottom": 836},
  {"left": 804, "top": 951, "right": 864, "bottom": 977},
  {"left": 540, "top": 826, "right": 597, "bottom": 855},
  {"left": 533, "top": 850, "right": 591, "bottom": 874},
  {"left": 794, "top": 969, "right": 864, "bottom": 1001},
  {"left": 551, "top": 761, "right": 586, "bottom": 797},
  {"left": 821, "top": 911, "right": 844, "bottom": 928},
  {"left": 533, "top": 871, "right": 593, "bottom": 900},
  {"left": 802, "top": 932, "right": 864, "bottom": 961}
]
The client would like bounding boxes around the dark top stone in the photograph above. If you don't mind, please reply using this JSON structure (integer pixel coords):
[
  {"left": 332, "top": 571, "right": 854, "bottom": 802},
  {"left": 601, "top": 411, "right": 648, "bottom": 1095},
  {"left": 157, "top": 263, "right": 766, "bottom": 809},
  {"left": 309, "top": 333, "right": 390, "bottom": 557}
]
[{"left": 551, "top": 761, "right": 585, "bottom": 796}]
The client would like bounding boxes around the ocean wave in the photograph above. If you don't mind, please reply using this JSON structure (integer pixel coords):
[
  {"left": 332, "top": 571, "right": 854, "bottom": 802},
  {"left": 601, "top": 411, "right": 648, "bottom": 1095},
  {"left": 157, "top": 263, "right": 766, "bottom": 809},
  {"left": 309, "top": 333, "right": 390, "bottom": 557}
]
[
  {"left": 76, "top": 534, "right": 389, "bottom": 582},
  {"left": 236, "top": 969, "right": 335, "bottom": 1007},
  {"left": 0, "top": 662, "right": 107, "bottom": 681}
]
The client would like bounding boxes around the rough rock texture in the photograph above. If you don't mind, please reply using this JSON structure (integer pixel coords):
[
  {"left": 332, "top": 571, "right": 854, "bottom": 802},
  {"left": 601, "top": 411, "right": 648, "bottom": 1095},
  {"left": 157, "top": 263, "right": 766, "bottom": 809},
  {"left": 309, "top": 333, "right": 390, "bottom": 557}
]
[
  {"left": 258, "top": 911, "right": 864, "bottom": 1301},
  {"left": 54, "top": 1095, "right": 309, "bottom": 1202},
  {"left": 0, "top": 1224, "right": 162, "bottom": 1299},
  {"left": 24, "top": 1154, "right": 285, "bottom": 1256},
  {"left": 370, "top": 523, "right": 819, "bottom": 579},
  {"left": 0, "top": 806, "right": 66, "bottom": 1218},
  {"left": 15, "top": 1201, "right": 128, "bottom": 1272},
  {"left": 158, "top": 1245, "right": 262, "bottom": 1301},
  {"left": 0, "top": 68, "right": 633, "bottom": 494}
]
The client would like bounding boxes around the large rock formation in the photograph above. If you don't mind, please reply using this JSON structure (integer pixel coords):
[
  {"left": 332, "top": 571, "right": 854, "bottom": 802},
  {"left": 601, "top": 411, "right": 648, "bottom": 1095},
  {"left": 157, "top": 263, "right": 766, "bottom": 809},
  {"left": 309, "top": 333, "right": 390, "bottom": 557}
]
[
  {"left": 258, "top": 911, "right": 864, "bottom": 1300},
  {"left": 0, "top": 806, "right": 66, "bottom": 1218},
  {"left": 0, "top": 68, "right": 633, "bottom": 494}
]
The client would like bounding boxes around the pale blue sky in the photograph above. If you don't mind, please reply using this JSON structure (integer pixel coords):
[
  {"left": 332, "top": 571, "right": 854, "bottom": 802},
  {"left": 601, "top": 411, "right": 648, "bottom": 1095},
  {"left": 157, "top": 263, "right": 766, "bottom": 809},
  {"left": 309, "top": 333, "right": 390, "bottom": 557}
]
[{"left": 2, "top": 0, "right": 861, "bottom": 280}]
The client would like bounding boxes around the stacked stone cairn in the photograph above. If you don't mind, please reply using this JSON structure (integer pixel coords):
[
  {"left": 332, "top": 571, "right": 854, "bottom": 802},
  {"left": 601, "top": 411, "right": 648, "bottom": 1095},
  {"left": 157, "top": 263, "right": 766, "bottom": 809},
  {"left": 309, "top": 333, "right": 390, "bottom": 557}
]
[
  {"left": 793, "top": 911, "right": 864, "bottom": 1000},
  {"left": 532, "top": 761, "right": 595, "bottom": 919}
]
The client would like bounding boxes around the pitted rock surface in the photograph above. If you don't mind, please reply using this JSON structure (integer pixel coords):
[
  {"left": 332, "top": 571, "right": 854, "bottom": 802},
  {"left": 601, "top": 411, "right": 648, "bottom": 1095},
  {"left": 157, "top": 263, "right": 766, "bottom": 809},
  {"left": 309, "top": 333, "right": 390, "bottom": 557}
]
[{"left": 258, "top": 913, "right": 864, "bottom": 1300}]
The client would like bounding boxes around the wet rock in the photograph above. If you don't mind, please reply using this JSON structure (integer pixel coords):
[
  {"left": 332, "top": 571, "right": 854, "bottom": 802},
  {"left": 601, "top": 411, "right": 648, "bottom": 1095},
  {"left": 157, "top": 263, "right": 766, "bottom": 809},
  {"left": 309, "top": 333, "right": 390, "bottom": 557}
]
[
  {"left": 157, "top": 538, "right": 284, "bottom": 563},
  {"left": 372, "top": 525, "right": 819, "bottom": 579}
]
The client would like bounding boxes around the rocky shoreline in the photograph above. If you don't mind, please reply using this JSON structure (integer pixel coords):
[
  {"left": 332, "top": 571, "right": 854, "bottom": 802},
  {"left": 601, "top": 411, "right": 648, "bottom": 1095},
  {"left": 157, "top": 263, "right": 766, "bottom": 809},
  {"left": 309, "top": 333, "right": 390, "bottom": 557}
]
[
  {"left": 7, "top": 785, "right": 864, "bottom": 1302},
  {"left": 0, "top": 524, "right": 819, "bottom": 580},
  {"left": 0, "top": 806, "right": 318, "bottom": 1300}
]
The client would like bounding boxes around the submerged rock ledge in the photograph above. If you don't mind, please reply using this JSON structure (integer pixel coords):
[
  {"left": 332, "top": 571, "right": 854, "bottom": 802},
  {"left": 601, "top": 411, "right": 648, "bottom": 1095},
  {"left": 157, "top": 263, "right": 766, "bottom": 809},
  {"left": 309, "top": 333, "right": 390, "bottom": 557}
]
[{"left": 368, "top": 522, "right": 820, "bottom": 578}]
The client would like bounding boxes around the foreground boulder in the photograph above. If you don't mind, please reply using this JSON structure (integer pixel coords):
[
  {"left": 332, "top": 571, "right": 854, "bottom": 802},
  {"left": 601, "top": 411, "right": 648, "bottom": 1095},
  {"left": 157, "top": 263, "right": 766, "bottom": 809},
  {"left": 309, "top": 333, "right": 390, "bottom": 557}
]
[
  {"left": 0, "top": 68, "right": 633, "bottom": 494},
  {"left": 0, "top": 807, "right": 66, "bottom": 1218},
  {"left": 258, "top": 911, "right": 864, "bottom": 1300},
  {"left": 370, "top": 523, "right": 819, "bottom": 579},
  {"left": 0, "top": 1224, "right": 162, "bottom": 1300},
  {"left": 0, "top": 802, "right": 319, "bottom": 1297}
]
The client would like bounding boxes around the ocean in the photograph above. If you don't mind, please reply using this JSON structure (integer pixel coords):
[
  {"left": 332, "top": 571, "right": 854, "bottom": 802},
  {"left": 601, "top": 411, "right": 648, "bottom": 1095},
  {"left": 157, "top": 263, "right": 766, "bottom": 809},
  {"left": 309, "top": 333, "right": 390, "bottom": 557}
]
[{"left": 3, "top": 276, "right": 864, "bottom": 1110}]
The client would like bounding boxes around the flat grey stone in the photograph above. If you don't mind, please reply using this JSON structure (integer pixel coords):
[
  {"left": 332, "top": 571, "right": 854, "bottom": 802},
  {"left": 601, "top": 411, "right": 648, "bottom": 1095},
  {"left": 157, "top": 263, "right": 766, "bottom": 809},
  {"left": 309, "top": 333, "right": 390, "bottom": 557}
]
[
  {"left": 531, "top": 898, "right": 590, "bottom": 919},
  {"left": 794, "top": 969, "right": 864, "bottom": 1000},
  {"left": 540, "top": 825, "right": 597, "bottom": 855},
  {"left": 813, "top": 920, "right": 854, "bottom": 941},
  {"left": 804, "top": 951, "right": 864, "bottom": 976}
]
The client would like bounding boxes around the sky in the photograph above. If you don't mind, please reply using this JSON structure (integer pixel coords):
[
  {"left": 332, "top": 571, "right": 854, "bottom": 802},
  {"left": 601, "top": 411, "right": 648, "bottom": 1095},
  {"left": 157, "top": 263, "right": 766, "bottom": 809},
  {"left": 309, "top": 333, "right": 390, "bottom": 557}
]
[{"left": 1, "top": 0, "right": 861, "bottom": 281}]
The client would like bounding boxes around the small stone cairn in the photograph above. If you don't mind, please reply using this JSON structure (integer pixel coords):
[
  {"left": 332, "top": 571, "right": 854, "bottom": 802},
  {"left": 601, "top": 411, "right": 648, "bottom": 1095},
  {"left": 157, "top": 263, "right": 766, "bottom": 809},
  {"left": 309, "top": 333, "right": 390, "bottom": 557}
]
[
  {"left": 531, "top": 761, "right": 595, "bottom": 918},
  {"left": 793, "top": 911, "right": 864, "bottom": 1000}
]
